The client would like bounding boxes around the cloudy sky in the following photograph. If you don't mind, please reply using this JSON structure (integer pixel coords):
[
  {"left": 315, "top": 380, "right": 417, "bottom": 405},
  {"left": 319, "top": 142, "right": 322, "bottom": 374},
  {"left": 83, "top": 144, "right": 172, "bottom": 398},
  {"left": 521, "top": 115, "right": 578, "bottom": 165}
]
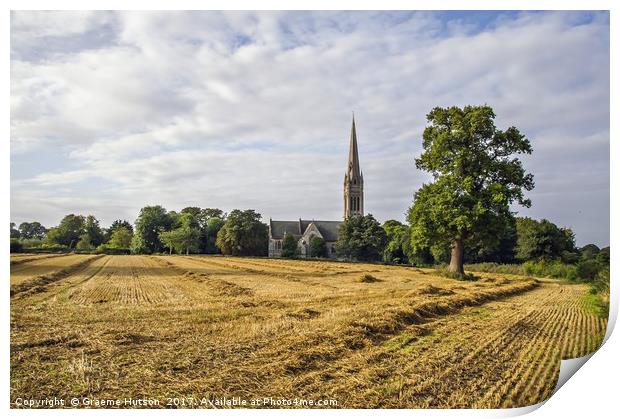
[{"left": 10, "top": 11, "right": 609, "bottom": 246}]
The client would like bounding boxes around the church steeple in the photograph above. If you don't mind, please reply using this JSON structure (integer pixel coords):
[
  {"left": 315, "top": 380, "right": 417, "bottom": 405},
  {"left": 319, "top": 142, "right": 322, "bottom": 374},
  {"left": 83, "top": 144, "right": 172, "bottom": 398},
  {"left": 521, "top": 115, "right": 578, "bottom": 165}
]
[
  {"left": 347, "top": 115, "right": 361, "bottom": 178},
  {"left": 344, "top": 114, "right": 364, "bottom": 219}
]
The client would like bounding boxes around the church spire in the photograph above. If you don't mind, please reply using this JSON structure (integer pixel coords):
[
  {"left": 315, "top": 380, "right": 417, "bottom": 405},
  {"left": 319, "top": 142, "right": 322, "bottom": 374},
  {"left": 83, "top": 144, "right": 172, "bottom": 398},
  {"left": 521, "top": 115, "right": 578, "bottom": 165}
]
[
  {"left": 344, "top": 113, "right": 364, "bottom": 219},
  {"left": 347, "top": 114, "right": 361, "bottom": 178}
]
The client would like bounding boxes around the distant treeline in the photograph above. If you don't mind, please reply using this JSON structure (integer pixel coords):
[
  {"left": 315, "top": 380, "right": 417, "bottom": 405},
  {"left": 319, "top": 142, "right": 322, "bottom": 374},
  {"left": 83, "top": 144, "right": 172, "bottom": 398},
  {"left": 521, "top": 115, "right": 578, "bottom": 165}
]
[{"left": 11, "top": 208, "right": 608, "bottom": 278}]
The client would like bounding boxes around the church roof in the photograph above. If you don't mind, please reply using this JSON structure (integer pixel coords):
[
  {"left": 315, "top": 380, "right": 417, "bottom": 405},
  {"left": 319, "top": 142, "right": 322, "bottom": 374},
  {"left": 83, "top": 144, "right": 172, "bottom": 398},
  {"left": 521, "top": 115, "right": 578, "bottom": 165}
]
[
  {"left": 301, "top": 220, "right": 341, "bottom": 242},
  {"left": 269, "top": 219, "right": 342, "bottom": 241}
]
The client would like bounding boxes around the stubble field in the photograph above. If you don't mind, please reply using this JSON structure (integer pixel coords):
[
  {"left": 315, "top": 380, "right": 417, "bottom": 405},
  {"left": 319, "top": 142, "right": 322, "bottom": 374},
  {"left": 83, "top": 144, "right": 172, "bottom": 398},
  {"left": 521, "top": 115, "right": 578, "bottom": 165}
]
[{"left": 10, "top": 254, "right": 607, "bottom": 408}]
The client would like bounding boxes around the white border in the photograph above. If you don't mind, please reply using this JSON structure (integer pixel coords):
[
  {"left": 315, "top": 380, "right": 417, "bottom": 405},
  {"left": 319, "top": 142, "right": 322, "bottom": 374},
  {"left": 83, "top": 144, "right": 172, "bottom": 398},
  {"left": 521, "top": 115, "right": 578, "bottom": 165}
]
[{"left": 3, "top": 1, "right": 616, "bottom": 418}]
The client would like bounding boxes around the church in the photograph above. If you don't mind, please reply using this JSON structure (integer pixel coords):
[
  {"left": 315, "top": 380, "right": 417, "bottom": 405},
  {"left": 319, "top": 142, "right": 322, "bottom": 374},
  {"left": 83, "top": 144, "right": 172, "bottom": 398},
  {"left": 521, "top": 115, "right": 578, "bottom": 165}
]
[{"left": 268, "top": 116, "right": 364, "bottom": 258}]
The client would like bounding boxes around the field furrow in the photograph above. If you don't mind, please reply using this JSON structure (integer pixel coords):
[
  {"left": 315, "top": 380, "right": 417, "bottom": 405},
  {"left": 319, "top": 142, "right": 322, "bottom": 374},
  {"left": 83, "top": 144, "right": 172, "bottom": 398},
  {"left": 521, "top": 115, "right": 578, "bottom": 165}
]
[{"left": 10, "top": 255, "right": 607, "bottom": 409}]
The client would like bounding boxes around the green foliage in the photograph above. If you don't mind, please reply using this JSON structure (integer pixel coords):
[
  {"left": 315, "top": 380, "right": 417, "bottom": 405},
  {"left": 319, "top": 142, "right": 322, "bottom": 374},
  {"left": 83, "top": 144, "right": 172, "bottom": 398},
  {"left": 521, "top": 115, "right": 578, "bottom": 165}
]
[
  {"left": 215, "top": 209, "right": 268, "bottom": 256},
  {"left": 105, "top": 219, "right": 133, "bottom": 242},
  {"left": 575, "top": 259, "right": 600, "bottom": 282},
  {"left": 46, "top": 214, "right": 86, "bottom": 248},
  {"left": 75, "top": 233, "right": 93, "bottom": 251},
  {"left": 131, "top": 206, "right": 173, "bottom": 254},
  {"left": 281, "top": 234, "right": 299, "bottom": 258},
  {"left": 204, "top": 217, "right": 225, "bottom": 254},
  {"left": 95, "top": 244, "right": 131, "bottom": 255},
  {"left": 515, "top": 217, "right": 575, "bottom": 262},
  {"left": 591, "top": 267, "right": 610, "bottom": 295},
  {"left": 108, "top": 226, "right": 133, "bottom": 249},
  {"left": 84, "top": 215, "right": 105, "bottom": 247},
  {"left": 18, "top": 221, "right": 47, "bottom": 240},
  {"left": 19, "top": 238, "right": 44, "bottom": 248},
  {"left": 382, "top": 220, "right": 410, "bottom": 264},
  {"left": 309, "top": 236, "right": 328, "bottom": 258},
  {"left": 579, "top": 244, "right": 600, "bottom": 260},
  {"left": 408, "top": 105, "right": 534, "bottom": 274},
  {"left": 180, "top": 207, "right": 225, "bottom": 253},
  {"left": 596, "top": 246, "right": 610, "bottom": 265},
  {"left": 10, "top": 222, "right": 21, "bottom": 239},
  {"left": 10, "top": 238, "right": 23, "bottom": 253},
  {"left": 336, "top": 214, "right": 387, "bottom": 262},
  {"left": 465, "top": 217, "right": 518, "bottom": 264},
  {"left": 158, "top": 212, "right": 201, "bottom": 255}
]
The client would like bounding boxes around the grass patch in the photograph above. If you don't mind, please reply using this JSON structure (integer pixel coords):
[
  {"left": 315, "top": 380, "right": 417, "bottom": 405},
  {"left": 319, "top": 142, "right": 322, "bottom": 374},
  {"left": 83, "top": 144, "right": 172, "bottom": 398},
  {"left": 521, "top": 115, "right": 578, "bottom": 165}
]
[{"left": 581, "top": 292, "right": 609, "bottom": 319}]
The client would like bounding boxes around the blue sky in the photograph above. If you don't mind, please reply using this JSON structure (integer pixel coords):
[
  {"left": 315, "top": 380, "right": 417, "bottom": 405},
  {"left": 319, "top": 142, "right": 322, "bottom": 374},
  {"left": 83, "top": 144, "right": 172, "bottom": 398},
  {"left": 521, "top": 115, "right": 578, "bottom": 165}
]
[{"left": 10, "top": 11, "right": 610, "bottom": 246}]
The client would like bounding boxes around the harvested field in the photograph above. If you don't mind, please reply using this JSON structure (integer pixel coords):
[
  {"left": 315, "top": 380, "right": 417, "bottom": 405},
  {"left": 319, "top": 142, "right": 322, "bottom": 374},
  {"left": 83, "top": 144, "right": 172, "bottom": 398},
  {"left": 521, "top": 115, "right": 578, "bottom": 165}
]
[{"left": 10, "top": 255, "right": 607, "bottom": 408}]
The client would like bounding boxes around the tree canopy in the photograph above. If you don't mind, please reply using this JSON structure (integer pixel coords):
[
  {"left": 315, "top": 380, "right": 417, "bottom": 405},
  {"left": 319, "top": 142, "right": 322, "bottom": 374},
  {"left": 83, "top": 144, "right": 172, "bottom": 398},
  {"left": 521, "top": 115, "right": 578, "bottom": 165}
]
[
  {"left": 18, "top": 222, "right": 47, "bottom": 240},
  {"left": 309, "top": 236, "right": 328, "bottom": 258},
  {"left": 45, "top": 214, "right": 86, "bottom": 248},
  {"left": 515, "top": 217, "right": 575, "bottom": 262},
  {"left": 158, "top": 212, "right": 201, "bottom": 255},
  {"left": 382, "top": 220, "right": 410, "bottom": 264},
  {"left": 408, "top": 105, "right": 534, "bottom": 275},
  {"left": 215, "top": 209, "right": 268, "bottom": 256},
  {"left": 281, "top": 234, "right": 299, "bottom": 258},
  {"left": 131, "top": 206, "right": 174, "bottom": 254},
  {"left": 336, "top": 214, "right": 387, "bottom": 262}
]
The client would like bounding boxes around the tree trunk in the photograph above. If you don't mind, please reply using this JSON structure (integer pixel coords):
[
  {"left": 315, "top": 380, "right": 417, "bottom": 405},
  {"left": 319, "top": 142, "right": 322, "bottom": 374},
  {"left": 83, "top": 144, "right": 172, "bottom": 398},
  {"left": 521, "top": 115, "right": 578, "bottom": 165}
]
[
  {"left": 449, "top": 239, "right": 465, "bottom": 275},
  {"left": 186, "top": 247, "right": 189, "bottom": 255}
]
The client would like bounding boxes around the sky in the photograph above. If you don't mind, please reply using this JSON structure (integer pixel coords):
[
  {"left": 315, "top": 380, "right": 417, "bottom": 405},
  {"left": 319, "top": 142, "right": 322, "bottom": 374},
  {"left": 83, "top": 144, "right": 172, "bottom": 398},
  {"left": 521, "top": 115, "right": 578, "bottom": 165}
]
[{"left": 10, "top": 11, "right": 610, "bottom": 247}]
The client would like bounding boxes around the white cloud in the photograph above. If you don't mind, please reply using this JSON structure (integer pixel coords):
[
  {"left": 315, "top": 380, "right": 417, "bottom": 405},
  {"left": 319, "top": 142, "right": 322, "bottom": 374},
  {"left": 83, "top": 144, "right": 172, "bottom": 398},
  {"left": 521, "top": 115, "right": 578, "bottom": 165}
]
[{"left": 10, "top": 11, "right": 610, "bottom": 246}]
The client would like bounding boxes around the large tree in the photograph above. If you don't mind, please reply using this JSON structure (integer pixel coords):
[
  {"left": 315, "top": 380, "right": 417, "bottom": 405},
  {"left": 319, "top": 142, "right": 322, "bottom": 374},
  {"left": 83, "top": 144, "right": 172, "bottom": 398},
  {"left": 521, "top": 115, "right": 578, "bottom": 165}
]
[
  {"left": 336, "top": 214, "right": 387, "bottom": 262},
  {"left": 108, "top": 226, "right": 133, "bottom": 249},
  {"left": 18, "top": 222, "right": 47, "bottom": 240},
  {"left": 158, "top": 212, "right": 201, "bottom": 255},
  {"left": 215, "top": 209, "right": 268, "bottom": 256},
  {"left": 84, "top": 215, "right": 105, "bottom": 247},
  {"left": 131, "top": 206, "right": 173, "bottom": 254},
  {"left": 408, "top": 105, "right": 534, "bottom": 275},
  {"left": 382, "top": 220, "right": 410, "bottom": 264},
  {"left": 181, "top": 206, "right": 225, "bottom": 253},
  {"left": 10, "top": 222, "right": 21, "bottom": 239},
  {"left": 281, "top": 234, "right": 299, "bottom": 258},
  {"left": 515, "top": 217, "right": 576, "bottom": 262},
  {"left": 45, "top": 214, "right": 86, "bottom": 248},
  {"left": 105, "top": 219, "right": 134, "bottom": 241},
  {"left": 309, "top": 236, "right": 328, "bottom": 258}
]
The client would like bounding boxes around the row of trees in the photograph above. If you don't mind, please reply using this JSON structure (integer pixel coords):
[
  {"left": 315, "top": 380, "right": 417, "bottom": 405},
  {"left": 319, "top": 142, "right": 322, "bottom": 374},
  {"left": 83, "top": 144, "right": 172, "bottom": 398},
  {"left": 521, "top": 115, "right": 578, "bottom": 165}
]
[{"left": 10, "top": 206, "right": 270, "bottom": 257}]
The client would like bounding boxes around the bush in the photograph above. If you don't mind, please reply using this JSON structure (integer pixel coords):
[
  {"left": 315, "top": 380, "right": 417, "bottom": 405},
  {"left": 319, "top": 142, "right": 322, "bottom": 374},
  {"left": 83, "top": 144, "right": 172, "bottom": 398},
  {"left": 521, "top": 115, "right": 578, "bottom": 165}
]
[
  {"left": 39, "top": 243, "right": 71, "bottom": 252},
  {"left": 576, "top": 260, "right": 600, "bottom": 282},
  {"left": 10, "top": 239, "right": 23, "bottom": 253},
  {"left": 281, "top": 234, "right": 299, "bottom": 258},
  {"left": 19, "top": 238, "right": 44, "bottom": 248},
  {"left": 309, "top": 236, "right": 328, "bottom": 258},
  {"left": 95, "top": 244, "right": 130, "bottom": 255}
]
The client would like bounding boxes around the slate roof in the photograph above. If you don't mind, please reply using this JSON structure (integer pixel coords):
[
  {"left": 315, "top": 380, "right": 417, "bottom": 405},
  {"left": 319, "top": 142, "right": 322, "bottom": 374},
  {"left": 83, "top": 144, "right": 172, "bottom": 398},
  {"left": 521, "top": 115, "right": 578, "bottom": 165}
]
[{"left": 269, "top": 219, "right": 342, "bottom": 242}]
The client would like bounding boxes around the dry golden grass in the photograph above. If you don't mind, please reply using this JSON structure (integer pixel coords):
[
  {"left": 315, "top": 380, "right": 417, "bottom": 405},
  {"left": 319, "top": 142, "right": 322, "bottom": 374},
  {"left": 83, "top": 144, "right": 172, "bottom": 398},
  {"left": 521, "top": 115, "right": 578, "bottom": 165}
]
[{"left": 10, "top": 255, "right": 607, "bottom": 408}]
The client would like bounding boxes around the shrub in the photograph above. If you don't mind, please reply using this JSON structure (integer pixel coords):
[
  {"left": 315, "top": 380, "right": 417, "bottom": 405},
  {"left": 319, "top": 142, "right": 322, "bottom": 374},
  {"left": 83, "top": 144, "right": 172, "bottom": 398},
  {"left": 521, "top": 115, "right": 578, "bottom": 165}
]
[
  {"left": 281, "top": 234, "right": 299, "bottom": 258},
  {"left": 19, "top": 238, "right": 44, "bottom": 248},
  {"left": 10, "top": 239, "right": 23, "bottom": 253},
  {"left": 309, "top": 236, "right": 328, "bottom": 258},
  {"left": 576, "top": 260, "right": 600, "bottom": 282},
  {"left": 39, "top": 243, "right": 70, "bottom": 252}
]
